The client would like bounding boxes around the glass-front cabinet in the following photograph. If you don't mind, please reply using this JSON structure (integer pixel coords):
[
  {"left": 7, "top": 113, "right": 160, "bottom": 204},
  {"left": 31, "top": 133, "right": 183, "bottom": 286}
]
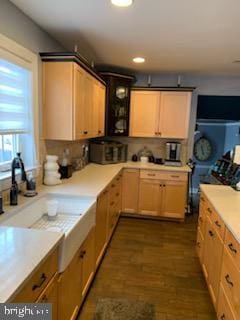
[{"left": 100, "top": 72, "right": 135, "bottom": 136}]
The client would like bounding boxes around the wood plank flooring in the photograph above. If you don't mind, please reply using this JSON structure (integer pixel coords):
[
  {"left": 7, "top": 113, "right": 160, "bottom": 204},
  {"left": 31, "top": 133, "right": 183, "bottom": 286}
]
[{"left": 78, "top": 215, "right": 216, "bottom": 320}]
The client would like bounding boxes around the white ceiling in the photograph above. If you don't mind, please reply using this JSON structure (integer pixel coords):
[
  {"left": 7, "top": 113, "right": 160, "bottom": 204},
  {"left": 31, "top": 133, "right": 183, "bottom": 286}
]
[{"left": 10, "top": 0, "right": 240, "bottom": 75}]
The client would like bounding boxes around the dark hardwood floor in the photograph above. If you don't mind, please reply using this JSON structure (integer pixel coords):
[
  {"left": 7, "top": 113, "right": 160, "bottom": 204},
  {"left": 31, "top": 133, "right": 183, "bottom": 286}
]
[{"left": 78, "top": 215, "right": 216, "bottom": 320}]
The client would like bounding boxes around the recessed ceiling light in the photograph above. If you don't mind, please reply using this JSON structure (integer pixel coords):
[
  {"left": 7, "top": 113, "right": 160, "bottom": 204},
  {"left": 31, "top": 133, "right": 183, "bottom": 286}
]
[
  {"left": 111, "top": 0, "right": 133, "bottom": 7},
  {"left": 133, "top": 57, "right": 145, "bottom": 63}
]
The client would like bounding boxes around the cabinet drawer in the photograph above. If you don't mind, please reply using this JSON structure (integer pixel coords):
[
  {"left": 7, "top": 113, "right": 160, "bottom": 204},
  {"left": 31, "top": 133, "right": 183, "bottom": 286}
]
[
  {"left": 217, "top": 284, "right": 237, "bottom": 320},
  {"left": 225, "top": 229, "right": 240, "bottom": 270},
  {"left": 140, "top": 170, "right": 187, "bottom": 181},
  {"left": 221, "top": 248, "right": 240, "bottom": 318},
  {"left": 13, "top": 249, "right": 58, "bottom": 303},
  {"left": 211, "top": 210, "right": 226, "bottom": 241}
]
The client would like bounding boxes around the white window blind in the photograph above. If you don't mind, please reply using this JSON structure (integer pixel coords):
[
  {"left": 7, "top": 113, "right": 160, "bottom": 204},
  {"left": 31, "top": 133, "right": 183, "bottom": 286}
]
[{"left": 0, "top": 58, "right": 32, "bottom": 134}]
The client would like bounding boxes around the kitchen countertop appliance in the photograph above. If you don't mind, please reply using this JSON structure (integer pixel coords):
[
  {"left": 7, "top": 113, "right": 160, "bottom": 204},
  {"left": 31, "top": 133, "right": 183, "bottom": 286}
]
[
  {"left": 90, "top": 140, "right": 128, "bottom": 164},
  {"left": 164, "top": 142, "right": 182, "bottom": 166}
]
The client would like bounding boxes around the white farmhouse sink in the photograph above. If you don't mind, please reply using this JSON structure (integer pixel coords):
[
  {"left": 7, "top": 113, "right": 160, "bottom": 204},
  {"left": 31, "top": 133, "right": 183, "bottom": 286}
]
[{"left": 1, "top": 193, "right": 96, "bottom": 272}]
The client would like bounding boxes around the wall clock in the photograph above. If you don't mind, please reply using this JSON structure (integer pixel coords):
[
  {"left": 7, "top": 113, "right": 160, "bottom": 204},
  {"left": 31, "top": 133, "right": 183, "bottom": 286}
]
[{"left": 194, "top": 137, "right": 213, "bottom": 161}]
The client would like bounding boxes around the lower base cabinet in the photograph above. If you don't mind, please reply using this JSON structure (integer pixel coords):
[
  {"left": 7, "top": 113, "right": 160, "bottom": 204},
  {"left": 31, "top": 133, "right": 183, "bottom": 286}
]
[
  {"left": 137, "top": 172, "right": 187, "bottom": 220},
  {"left": 217, "top": 284, "right": 236, "bottom": 320},
  {"left": 58, "top": 227, "right": 95, "bottom": 320}
]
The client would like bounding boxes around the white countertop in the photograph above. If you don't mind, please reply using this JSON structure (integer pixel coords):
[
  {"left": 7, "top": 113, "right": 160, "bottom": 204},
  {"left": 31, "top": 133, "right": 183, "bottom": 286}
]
[
  {"left": 0, "top": 226, "right": 63, "bottom": 302},
  {"left": 0, "top": 161, "right": 190, "bottom": 302},
  {"left": 41, "top": 162, "right": 191, "bottom": 198},
  {"left": 200, "top": 184, "right": 240, "bottom": 243}
]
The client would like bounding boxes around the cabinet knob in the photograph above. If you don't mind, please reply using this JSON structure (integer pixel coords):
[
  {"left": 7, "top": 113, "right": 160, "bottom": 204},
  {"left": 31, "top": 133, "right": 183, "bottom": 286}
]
[
  {"left": 207, "top": 207, "right": 212, "bottom": 213},
  {"left": 163, "top": 184, "right": 166, "bottom": 187},
  {"left": 208, "top": 230, "right": 214, "bottom": 237},
  {"left": 197, "top": 242, "right": 201, "bottom": 248},
  {"left": 220, "top": 314, "right": 226, "bottom": 320},
  {"left": 98, "top": 130, "right": 102, "bottom": 134},
  {"left": 228, "top": 243, "right": 237, "bottom": 254},
  {"left": 155, "top": 132, "right": 158, "bottom": 135},
  {"left": 158, "top": 132, "right": 162, "bottom": 136},
  {"left": 84, "top": 131, "right": 88, "bottom": 134}
]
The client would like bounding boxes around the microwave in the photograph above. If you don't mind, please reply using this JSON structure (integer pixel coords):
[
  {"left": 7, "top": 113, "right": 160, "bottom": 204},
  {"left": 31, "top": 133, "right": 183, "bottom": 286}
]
[{"left": 90, "top": 140, "right": 128, "bottom": 164}]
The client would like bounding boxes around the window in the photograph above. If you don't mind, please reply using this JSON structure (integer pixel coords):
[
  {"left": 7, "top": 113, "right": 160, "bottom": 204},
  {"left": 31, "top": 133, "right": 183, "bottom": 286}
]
[{"left": 0, "top": 33, "right": 39, "bottom": 174}]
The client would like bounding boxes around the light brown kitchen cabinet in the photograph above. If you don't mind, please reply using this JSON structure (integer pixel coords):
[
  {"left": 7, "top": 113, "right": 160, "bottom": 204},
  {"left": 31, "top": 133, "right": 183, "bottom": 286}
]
[
  {"left": 42, "top": 61, "right": 105, "bottom": 140},
  {"left": 138, "top": 179, "right": 161, "bottom": 216},
  {"left": 58, "top": 227, "right": 95, "bottom": 320},
  {"left": 221, "top": 247, "right": 240, "bottom": 319},
  {"left": 138, "top": 170, "right": 187, "bottom": 220},
  {"left": 36, "top": 274, "right": 58, "bottom": 320},
  {"left": 95, "top": 188, "right": 109, "bottom": 267},
  {"left": 217, "top": 284, "right": 236, "bottom": 320},
  {"left": 130, "top": 91, "right": 160, "bottom": 137},
  {"left": 158, "top": 91, "right": 191, "bottom": 139},
  {"left": 81, "top": 227, "right": 95, "bottom": 298},
  {"left": 122, "top": 169, "right": 139, "bottom": 213},
  {"left": 203, "top": 215, "right": 224, "bottom": 309},
  {"left": 129, "top": 90, "right": 191, "bottom": 139},
  {"left": 13, "top": 249, "right": 58, "bottom": 303}
]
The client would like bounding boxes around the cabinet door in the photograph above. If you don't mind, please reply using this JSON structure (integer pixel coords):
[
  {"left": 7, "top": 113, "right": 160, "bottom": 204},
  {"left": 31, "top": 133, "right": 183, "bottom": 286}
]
[
  {"left": 138, "top": 179, "right": 161, "bottom": 216},
  {"left": 160, "top": 180, "right": 187, "bottom": 219},
  {"left": 122, "top": 169, "right": 139, "bottom": 213},
  {"left": 36, "top": 274, "right": 58, "bottom": 320},
  {"left": 83, "top": 74, "right": 94, "bottom": 138},
  {"left": 98, "top": 83, "right": 106, "bottom": 137},
  {"left": 73, "top": 64, "right": 86, "bottom": 139},
  {"left": 95, "top": 189, "right": 108, "bottom": 267},
  {"left": 158, "top": 91, "right": 191, "bottom": 139},
  {"left": 196, "top": 227, "right": 204, "bottom": 265},
  {"left": 81, "top": 227, "right": 95, "bottom": 298},
  {"left": 130, "top": 91, "right": 160, "bottom": 137},
  {"left": 217, "top": 284, "right": 237, "bottom": 320},
  {"left": 203, "top": 216, "right": 223, "bottom": 308},
  {"left": 43, "top": 62, "right": 74, "bottom": 140},
  {"left": 58, "top": 248, "right": 82, "bottom": 320}
]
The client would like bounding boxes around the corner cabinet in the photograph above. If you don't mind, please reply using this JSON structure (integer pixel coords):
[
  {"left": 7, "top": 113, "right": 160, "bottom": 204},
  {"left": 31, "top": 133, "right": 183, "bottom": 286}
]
[
  {"left": 129, "top": 90, "right": 192, "bottom": 139},
  {"left": 42, "top": 61, "right": 106, "bottom": 140}
]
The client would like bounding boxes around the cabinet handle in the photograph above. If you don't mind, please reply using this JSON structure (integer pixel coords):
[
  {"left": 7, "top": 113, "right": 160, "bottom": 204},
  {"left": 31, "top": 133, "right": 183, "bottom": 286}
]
[
  {"left": 98, "top": 130, "right": 102, "bottom": 134},
  {"left": 163, "top": 184, "right": 166, "bottom": 187},
  {"left": 197, "top": 242, "right": 201, "bottom": 248},
  {"left": 208, "top": 230, "right": 214, "bottom": 237},
  {"left": 84, "top": 131, "right": 88, "bottom": 134},
  {"left": 225, "top": 274, "right": 234, "bottom": 287},
  {"left": 116, "top": 193, "right": 120, "bottom": 197},
  {"left": 111, "top": 184, "right": 116, "bottom": 188},
  {"left": 220, "top": 314, "right": 226, "bottom": 320},
  {"left": 207, "top": 207, "right": 212, "bottom": 213},
  {"left": 155, "top": 132, "right": 158, "bottom": 135},
  {"left": 158, "top": 132, "right": 162, "bottom": 136},
  {"left": 159, "top": 184, "right": 162, "bottom": 187},
  {"left": 32, "top": 273, "right": 47, "bottom": 291},
  {"left": 200, "top": 197, "right": 205, "bottom": 202},
  {"left": 80, "top": 250, "right": 86, "bottom": 259},
  {"left": 41, "top": 294, "right": 48, "bottom": 303},
  {"left": 147, "top": 173, "right": 156, "bottom": 177},
  {"left": 171, "top": 175, "right": 179, "bottom": 178},
  {"left": 228, "top": 243, "right": 237, "bottom": 254},
  {"left": 214, "top": 220, "right": 221, "bottom": 228},
  {"left": 110, "top": 201, "right": 115, "bottom": 206},
  {"left": 199, "top": 216, "right": 203, "bottom": 222}
]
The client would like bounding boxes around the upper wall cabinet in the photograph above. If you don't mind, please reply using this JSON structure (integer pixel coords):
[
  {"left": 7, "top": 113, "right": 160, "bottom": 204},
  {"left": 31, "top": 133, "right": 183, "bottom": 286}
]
[
  {"left": 42, "top": 61, "right": 106, "bottom": 140},
  {"left": 100, "top": 72, "right": 135, "bottom": 136},
  {"left": 129, "top": 90, "right": 192, "bottom": 139}
]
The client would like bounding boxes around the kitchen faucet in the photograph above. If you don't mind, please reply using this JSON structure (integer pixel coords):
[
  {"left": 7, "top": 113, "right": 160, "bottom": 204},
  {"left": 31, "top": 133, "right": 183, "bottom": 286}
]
[{"left": 10, "top": 152, "right": 27, "bottom": 205}]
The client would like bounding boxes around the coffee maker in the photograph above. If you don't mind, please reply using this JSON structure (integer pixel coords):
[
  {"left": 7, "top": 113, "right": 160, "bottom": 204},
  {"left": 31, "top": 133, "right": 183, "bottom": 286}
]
[{"left": 164, "top": 142, "right": 182, "bottom": 166}]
